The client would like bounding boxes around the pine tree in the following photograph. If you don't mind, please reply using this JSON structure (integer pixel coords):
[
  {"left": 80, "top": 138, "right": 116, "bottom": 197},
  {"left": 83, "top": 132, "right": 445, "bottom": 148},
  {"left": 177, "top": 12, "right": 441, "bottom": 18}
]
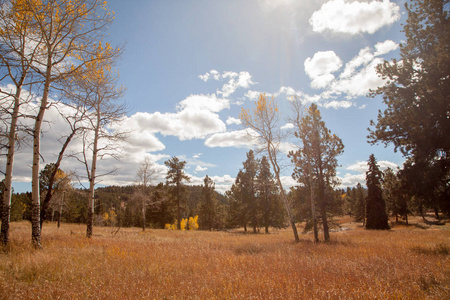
[
  {"left": 354, "top": 183, "right": 366, "bottom": 223},
  {"left": 165, "top": 156, "right": 190, "bottom": 230},
  {"left": 365, "top": 155, "right": 390, "bottom": 230},
  {"left": 369, "top": 0, "right": 450, "bottom": 215},
  {"left": 290, "top": 103, "right": 344, "bottom": 242},
  {"left": 256, "top": 156, "right": 282, "bottom": 234},
  {"left": 198, "top": 175, "right": 217, "bottom": 230}
]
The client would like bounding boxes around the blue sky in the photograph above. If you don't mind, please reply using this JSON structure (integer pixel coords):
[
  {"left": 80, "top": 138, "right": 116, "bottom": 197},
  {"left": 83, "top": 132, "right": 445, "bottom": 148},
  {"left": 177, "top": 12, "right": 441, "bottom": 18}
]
[{"left": 8, "top": 0, "right": 408, "bottom": 194}]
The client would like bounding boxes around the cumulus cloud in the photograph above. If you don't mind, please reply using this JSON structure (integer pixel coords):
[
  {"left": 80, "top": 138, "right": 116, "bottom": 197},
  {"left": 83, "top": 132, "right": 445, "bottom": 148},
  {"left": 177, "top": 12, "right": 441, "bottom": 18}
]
[
  {"left": 198, "top": 70, "right": 256, "bottom": 98},
  {"left": 302, "top": 39, "right": 399, "bottom": 107},
  {"left": 304, "top": 51, "right": 343, "bottom": 79},
  {"left": 195, "top": 165, "right": 208, "bottom": 172},
  {"left": 177, "top": 94, "right": 229, "bottom": 113},
  {"left": 226, "top": 117, "right": 242, "bottom": 125},
  {"left": 218, "top": 71, "right": 256, "bottom": 97},
  {"left": 281, "top": 123, "right": 294, "bottom": 130},
  {"left": 338, "top": 159, "right": 401, "bottom": 188},
  {"left": 347, "top": 160, "right": 399, "bottom": 173},
  {"left": 187, "top": 174, "right": 235, "bottom": 194},
  {"left": 127, "top": 93, "right": 227, "bottom": 141},
  {"left": 204, "top": 129, "right": 258, "bottom": 148},
  {"left": 304, "top": 51, "right": 343, "bottom": 89},
  {"left": 374, "top": 39, "right": 398, "bottom": 56},
  {"left": 323, "top": 100, "right": 353, "bottom": 109},
  {"left": 0, "top": 100, "right": 172, "bottom": 187},
  {"left": 310, "top": 0, "right": 400, "bottom": 35}
]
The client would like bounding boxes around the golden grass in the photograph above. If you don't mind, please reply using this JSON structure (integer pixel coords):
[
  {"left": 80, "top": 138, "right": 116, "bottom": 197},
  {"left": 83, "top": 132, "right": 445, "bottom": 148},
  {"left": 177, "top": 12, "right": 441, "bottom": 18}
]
[{"left": 1, "top": 221, "right": 449, "bottom": 299}]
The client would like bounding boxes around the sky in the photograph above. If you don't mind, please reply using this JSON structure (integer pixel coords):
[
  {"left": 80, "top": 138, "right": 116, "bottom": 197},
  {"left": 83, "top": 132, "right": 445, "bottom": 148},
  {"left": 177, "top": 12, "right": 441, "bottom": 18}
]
[{"left": 6, "top": 0, "right": 409, "bottom": 194}]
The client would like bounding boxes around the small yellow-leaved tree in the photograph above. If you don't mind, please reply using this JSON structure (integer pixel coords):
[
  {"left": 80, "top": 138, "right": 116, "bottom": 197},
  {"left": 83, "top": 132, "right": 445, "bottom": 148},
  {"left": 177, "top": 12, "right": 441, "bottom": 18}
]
[{"left": 165, "top": 215, "right": 199, "bottom": 231}]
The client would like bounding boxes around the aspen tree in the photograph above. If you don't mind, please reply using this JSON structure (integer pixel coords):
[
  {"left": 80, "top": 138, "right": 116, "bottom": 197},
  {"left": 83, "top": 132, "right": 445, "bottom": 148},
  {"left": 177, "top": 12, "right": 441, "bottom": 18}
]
[
  {"left": 3, "top": 0, "right": 116, "bottom": 248},
  {"left": 69, "top": 42, "right": 125, "bottom": 238},
  {"left": 0, "top": 0, "right": 42, "bottom": 246}
]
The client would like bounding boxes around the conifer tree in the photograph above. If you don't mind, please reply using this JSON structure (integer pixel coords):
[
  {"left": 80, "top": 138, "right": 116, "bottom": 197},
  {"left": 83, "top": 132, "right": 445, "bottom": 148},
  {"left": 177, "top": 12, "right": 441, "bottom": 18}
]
[
  {"left": 369, "top": 0, "right": 450, "bottom": 215},
  {"left": 165, "top": 156, "right": 190, "bottom": 230},
  {"left": 256, "top": 156, "right": 283, "bottom": 233},
  {"left": 365, "top": 154, "right": 390, "bottom": 230},
  {"left": 354, "top": 183, "right": 366, "bottom": 223},
  {"left": 290, "top": 103, "right": 344, "bottom": 242},
  {"left": 198, "top": 175, "right": 217, "bottom": 230}
]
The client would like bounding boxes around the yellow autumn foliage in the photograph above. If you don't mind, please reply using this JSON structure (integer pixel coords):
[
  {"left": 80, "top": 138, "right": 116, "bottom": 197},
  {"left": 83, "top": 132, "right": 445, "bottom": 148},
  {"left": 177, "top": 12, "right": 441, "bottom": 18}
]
[{"left": 165, "top": 215, "right": 199, "bottom": 231}]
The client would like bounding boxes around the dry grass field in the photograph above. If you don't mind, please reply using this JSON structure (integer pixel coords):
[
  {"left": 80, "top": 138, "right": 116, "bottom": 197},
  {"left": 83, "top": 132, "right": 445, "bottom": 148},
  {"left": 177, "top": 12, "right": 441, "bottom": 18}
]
[{"left": 1, "top": 218, "right": 449, "bottom": 299}]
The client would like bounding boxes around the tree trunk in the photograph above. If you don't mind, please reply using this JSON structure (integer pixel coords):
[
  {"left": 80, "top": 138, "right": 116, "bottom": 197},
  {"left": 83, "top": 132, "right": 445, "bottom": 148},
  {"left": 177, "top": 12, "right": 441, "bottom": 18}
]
[
  {"left": 142, "top": 202, "right": 146, "bottom": 231},
  {"left": 309, "top": 166, "right": 319, "bottom": 243},
  {"left": 278, "top": 180, "right": 299, "bottom": 242},
  {"left": 87, "top": 116, "right": 100, "bottom": 238},
  {"left": 317, "top": 157, "right": 330, "bottom": 242},
  {"left": 320, "top": 199, "right": 330, "bottom": 242},
  {"left": 31, "top": 70, "right": 52, "bottom": 249},
  {"left": 57, "top": 193, "right": 64, "bottom": 228},
  {"left": 1, "top": 86, "right": 22, "bottom": 246}
]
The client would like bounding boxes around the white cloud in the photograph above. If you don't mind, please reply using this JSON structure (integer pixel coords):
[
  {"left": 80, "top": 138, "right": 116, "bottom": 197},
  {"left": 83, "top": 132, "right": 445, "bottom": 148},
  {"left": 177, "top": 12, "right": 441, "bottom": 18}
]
[
  {"left": 310, "top": 0, "right": 400, "bottom": 35},
  {"left": 193, "top": 153, "right": 202, "bottom": 159},
  {"left": 339, "top": 47, "right": 374, "bottom": 79},
  {"left": 199, "top": 69, "right": 220, "bottom": 81},
  {"left": 279, "top": 142, "right": 297, "bottom": 154},
  {"left": 332, "top": 58, "right": 385, "bottom": 97},
  {"left": 218, "top": 71, "right": 256, "bottom": 97},
  {"left": 129, "top": 105, "right": 226, "bottom": 141},
  {"left": 339, "top": 173, "right": 366, "bottom": 188},
  {"left": 338, "top": 159, "right": 401, "bottom": 188},
  {"left": 374, "top": 39, "right": 398, "bottom": 56},
  {"left": 199, "top": 70, "right": 256, "bottom": 98},
  {"left": 177, "top": 94, "right": 230, "bottom": 113},
  {"left": 226, "top": 117, "right": 242, "bottom": 125},
  {"left": 347, "top": 160, "right": 400, "bottom": 173},
  {"left": 302, "top": 39, "right": 399, "bottom": 107},
  {"left": 204, "top": 129, "right": 258, "bottom": 148},
  {"left": 323, "top": 100, "right": 353, "bottom": 109},
  {"left": 281, "top": 123, "right": 294, "bottom": 130},
  {"left": 195, "top": 165, "right": 208, "bottom": 172},
  {"left": 304, "top": 51, "right": 343, "bottom": 80},
  {"left": 245, "top": 90, "right": 261, "bottom": 100}
]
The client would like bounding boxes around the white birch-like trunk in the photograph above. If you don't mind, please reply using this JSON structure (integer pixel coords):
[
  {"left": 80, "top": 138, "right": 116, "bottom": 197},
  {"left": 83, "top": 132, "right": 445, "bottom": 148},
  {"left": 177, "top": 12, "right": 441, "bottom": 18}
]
[
  {"left": 0, "top": 86, "right": 22, "bottom": 246},
  {"left": 31, "top": 60, "right": 52, "bottom": 249},
  {"left": 86, "top": 114, "right": 100, "bottom": 238}
]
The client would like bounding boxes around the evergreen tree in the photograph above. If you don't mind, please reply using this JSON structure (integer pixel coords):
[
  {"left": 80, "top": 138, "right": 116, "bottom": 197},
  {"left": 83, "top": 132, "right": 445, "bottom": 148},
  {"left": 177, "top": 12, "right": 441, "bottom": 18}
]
[
  {"left": 198, "top": 175, "right": 217, "bottom": 230},
  {"left": 369, "top": 0, "right": 450, "bottom": 215},
  {"left": 365, "top": 155, "right": 390, "bottom": 230},
  {"left": 165, "top": 156, "right": 190, "bottom": 229},
  {"left": 225, "top": 170, "right": 247, "bottom": 229},
  {"left": 242, "top": 150, "right": 259, "bottom": 233},
  {"left": 290, "top": 103, "right": 344, "bottom": 242},
  {"left": 354, "top": 183, "right": 366, "bottom": 223},
  {"left": 256, "top": 156, "right": 282, "bottom": 233}
]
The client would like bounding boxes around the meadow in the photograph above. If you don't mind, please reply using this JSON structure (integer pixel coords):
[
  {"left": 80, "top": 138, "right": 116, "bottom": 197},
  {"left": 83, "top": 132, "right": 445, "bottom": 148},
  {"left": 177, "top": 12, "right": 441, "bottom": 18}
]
[{"left": 1, "top": 219, "right": 449, "bottom": 299}]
